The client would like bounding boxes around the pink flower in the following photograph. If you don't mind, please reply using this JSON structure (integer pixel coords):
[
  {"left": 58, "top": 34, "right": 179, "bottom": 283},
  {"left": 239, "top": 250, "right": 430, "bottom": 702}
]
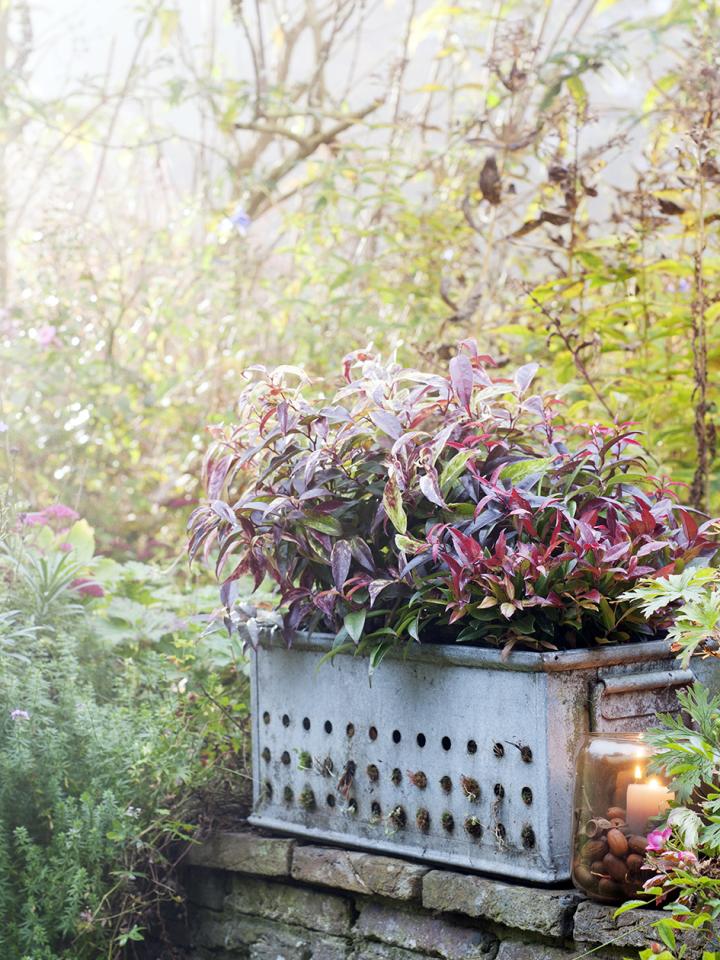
[
  {"left": 43, "top": 503, "right": 79, "bottom": 522},
  {"left": 20, "top": 512, "right": 47, "bottom": 527},
  {"left": 646, "top": 826, "right": 672, "bottom": 851},
  {"left": 36, "top": 324, "right": 58, "bottom": 347},
  {"left": 71, "top": 578, "right": 105, "bottom": 598}
]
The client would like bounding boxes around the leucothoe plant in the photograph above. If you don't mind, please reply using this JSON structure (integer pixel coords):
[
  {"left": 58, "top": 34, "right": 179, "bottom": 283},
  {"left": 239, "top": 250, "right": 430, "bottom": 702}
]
[{"left": 190, "top": 343, "right": 718, "bottom": 661}]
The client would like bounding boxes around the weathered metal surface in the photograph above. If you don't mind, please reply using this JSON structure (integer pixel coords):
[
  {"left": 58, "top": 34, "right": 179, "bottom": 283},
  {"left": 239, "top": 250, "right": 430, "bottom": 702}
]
[{"left": 248, "top": 630, "right": 687, "bottom": 882}]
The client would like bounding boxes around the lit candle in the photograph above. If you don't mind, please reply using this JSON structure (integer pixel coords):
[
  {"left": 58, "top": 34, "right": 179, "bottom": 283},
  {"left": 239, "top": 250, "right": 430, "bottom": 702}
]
[{"left": 626, "top": 765, "right": 673, "bottom": 831}]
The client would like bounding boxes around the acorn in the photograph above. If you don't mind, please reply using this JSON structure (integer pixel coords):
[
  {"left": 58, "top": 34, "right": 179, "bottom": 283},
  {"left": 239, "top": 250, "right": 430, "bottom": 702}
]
[
  {"left": 607, "top": 806, "right": 626, "bottom": 821},
  {"left": 574, "top": 863, "right": 595, "bottom": 890},
  {"left": 626, "top": 853, "right": 644, "bottom": 874},
  {"left": 607, "top": 828, "right": 629, "bottom": 857},
  {"left": 628, "top": 835, "right": 648, "bottom": 855},
  {"left": 581, "top": 838, "right": 609, "bottom": 863},
  {"left": 598, "top": 877, "right": 624, "bottom": 900},
  {"left": 590, "top": 860, "right": 606, "bottom": 876},
  {"left": 602, "top": 852, "right": 628, "bottom": 884}
]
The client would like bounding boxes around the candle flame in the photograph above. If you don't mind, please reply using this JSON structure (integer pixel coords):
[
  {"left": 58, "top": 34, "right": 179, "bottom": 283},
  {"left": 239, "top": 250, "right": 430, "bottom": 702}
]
[{"left": 634, "top": 764, "right": 642, "bottom": 780}]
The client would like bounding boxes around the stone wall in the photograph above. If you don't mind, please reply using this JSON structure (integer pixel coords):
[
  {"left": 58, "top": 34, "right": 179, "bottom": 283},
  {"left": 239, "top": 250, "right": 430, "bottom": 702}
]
[{"left": 168, "top": 829, "right": 709, "bottom": 960}]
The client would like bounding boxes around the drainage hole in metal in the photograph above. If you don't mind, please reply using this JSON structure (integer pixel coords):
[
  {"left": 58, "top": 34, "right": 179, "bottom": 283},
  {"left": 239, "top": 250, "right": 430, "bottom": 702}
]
[
  {"left": 495, "top": 823, "right": 506, "bottom": 841},
  {"left": 521, "top": 745, "right": 533, "bottom": 763},
  {"left": 467, "top": 739, "right": 477, "bottom": 754},
  {"left": 441, "top": 812, "right": 454, "bottom": 833},
  {"left": 283, "top": 786, "right": 293, "bottom": 804},
  {"left": 439, "top": 775, "right": 452, "bottom": 793},
  {"left": 261, "top": 747, "right": 271, "bottom": 763},
  {"left": 521, "top": 786, "right": 533, "bottom": 805},
  {"left": 262, "top": 781, "right": 273, "bottom": 802},
  {"left": 324, "top": 720, "right": 333, "bottom": 734},
  {"left": 493, "top": 742, "right": 504, "bottom": 758},
  {"left": 262, "top": 711, "right": 271, "bottom": 725},
  {"left": 408, "top": 770, "right": 427, "bottom": 789},
  {"left": 416, "top": 732, "right": 426, "bottom": 748},
  {"left": 366, "top": 763, "right": 379, "bottom": 782},
  {"left": 347, "top": 798, "right": 358, "bottom": 815},
  {"left": 370, "top": 801, "right": 381, "bottom": 819},
  {"left": 464, "top": 816, "right": 483, "bottom": 839},
  {"left": 441, "top": 736, "right": 452, "bottom": 751},
  {"left": 302, "top": 716, "right": 311, "bottom": 731},
  {"left": 369, "top": 725, "right": 378, "bottom": 741},
  {"left": 522, "top": 824, "right": 536, "bottom": 849},
  {"left": 326, "top": 793, "right": 336, "bottom": 808},
  {"left": 282, "top": 714, "right": 290, "bottom": 727},
  {"left": 388, "top": 805, "right": 406, "bottom": 829},
  {"left": 416, "top": 808, "right": 430, "bottom": 832},
  {"left": 391, "top": 767, "right": 402, "bottom": 786},
  {"left": 346, "top": 722, "right": 355, "bottom": 738},
  {"left": 281, "top": 751, "right": 291, "bottom": 765},
  {"left": 299, "top": 787, "right": 316, "bottom": 810},
  {"left": 494, "top": 783, "right": 505, "bottom": 799},
  {"left": 461, "top": 776, "right": 480, "bottom": 802},
  {"left": 392, "top": 729, "right": 402, "bottom": 744}
]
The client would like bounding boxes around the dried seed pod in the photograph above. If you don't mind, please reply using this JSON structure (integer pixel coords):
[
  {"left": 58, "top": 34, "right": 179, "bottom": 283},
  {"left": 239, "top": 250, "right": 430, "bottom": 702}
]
[
  {"left": 629, "top": 835, "right": 648, "bottom": 855},
  {"left": 584, "top": 817, "right": 612, "bottom": 839},
  {"left": 609, "top": 817, "right": 626, "bottom": 829},
  {"left": 590, "top": 860, "right": 606, "bottom": 876},
  {"left": 626, "top": 853, "right": 644, "bottom": 874},
  {"left": 607, "top": 806, "right": 626, "bottom": 821},
  {"left": 581, "top": 838, "right": 609, "bottom": 863},
  {"left": 602, "top": 853, "right": 628, "bottom": 884},
  {"left": 607, "top": 828, "right": 629, "bottom": 858},
  {"left": 597, "top": 877, "right": 624, "bottom": 900},
  {"left": 574, "top": 864, "right": 596, "bottom": 890}
]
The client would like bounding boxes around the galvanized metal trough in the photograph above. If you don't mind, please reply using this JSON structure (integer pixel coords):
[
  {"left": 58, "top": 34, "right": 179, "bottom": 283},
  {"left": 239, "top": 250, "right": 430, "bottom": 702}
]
[{"left": 248, "top": 628, "right": 692, "bottom": 883}]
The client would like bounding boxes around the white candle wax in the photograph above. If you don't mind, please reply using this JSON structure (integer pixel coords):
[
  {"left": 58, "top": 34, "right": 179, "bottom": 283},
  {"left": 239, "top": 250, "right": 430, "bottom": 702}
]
[{"left": 626, "top": 775, "right": 673, "bottom": 831}]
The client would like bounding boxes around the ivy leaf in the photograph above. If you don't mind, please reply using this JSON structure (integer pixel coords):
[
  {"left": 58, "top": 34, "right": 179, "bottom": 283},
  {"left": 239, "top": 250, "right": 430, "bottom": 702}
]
[{"left": 344, "top": 609, "right": 366, "bottom": 644}]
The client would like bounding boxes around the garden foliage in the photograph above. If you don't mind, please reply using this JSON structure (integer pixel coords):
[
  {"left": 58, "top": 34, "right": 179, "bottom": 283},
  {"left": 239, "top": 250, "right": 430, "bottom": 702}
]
[{"left": 191, "top": 346, "right": 718, "bottom": 658}]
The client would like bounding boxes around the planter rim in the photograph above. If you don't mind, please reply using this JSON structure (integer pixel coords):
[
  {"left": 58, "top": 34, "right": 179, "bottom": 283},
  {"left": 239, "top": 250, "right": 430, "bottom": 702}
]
[{"left": 251, "top": 625, "right": 675, "bottom": 674}]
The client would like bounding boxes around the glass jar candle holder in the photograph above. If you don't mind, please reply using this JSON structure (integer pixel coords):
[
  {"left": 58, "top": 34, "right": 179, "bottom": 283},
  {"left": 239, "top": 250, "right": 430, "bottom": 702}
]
[{"left": 572, "top": 733, "right": 673, "bottom": 903}]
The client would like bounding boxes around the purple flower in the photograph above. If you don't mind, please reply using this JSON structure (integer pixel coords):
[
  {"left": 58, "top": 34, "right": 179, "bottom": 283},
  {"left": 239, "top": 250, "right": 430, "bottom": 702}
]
[
  {"left": 646, "top": 826, "right": 672, "bottom": 851},
  {"left": 229, "top": 205, "right": 251, "bottom": 234},
  {"left": 0, "top": 421, "right": 8, "bottom": 433},
  {"left": 21, "top": 511, "right": 47, "bottom": 527},
  {"left": 678, "top": 278, "right": 691, "bottom": 293},
  {"left": 10, "top": 709, "right": 30, "bottom": 721},
  {"left": 36, "top": 324, "right": 58, "bottom": 347}
]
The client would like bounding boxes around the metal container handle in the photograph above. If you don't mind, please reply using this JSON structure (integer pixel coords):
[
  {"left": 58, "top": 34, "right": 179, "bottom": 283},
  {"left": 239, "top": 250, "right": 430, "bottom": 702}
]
[{"left": 590, "top": 668, "right": 694, "bottom": 729}]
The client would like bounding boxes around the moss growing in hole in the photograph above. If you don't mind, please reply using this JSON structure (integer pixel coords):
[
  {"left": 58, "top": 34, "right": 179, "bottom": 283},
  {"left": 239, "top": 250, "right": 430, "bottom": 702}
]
[
  {"left": 464, "top": 816, "right": 483, "bottom": 839},
  {"left": 283, "top": 785, "right": 294, "bottom": 804},
  {"left": 391, "top": 767, "right": 403, "bottom": 786},
  {"left": 366, "top": 763, "right": 379, "bottom": 782},
  {"left": 388, "top": 805, "right": 407, "bottom": 830},
  {"left": 416, "top": 808, "right": 430, "bottom": 833},
  {"left": 261, "top": 747, "right": 271, "bottom": 763},
  {"left": 407, "top": 770, "right": 427, "bottom": 789},
  {"left": 318, "top": 756, "right": 334, "bottom": 776},
  {"left": 299, "top": 787, "right": 316, "bottom": 811},
  {"left": 461, "top": 775, "right": 480, "bottom": 802},
  {"left": 441, "top": 811, "right": 455, "bottom": 833},
  {"left": 439, "top": 775, "right": 452, "bottom": 793},
  {"left": 298, "top": 751, "right": 312, "bottom": 770},
  {"left": 521, "top": 824, "right": 536, "bottom": 849}
]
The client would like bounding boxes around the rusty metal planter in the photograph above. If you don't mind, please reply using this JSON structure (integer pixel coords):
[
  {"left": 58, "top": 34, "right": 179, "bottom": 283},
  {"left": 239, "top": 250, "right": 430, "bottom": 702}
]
[{"left": 248, "top": 629, "right": 691, "bottom": 883}]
